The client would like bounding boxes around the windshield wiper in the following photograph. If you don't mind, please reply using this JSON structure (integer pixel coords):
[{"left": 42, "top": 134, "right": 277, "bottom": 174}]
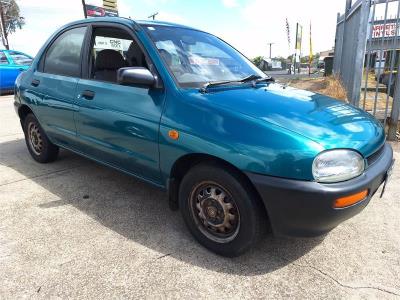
[
  {"left": 199, "top": 80, "right": 237, "bottom": 93},
  {"left": 243, "top": 75, "right": 275, "bottom": 85},
  {"left": 255, "top": 76, "right": 275, "bottom": 83},
  {"left": 200, "top": 74, "right": 274, "bottom": 93},
  {"left": 238, "top": 74, "right": 263, "bottom": 82}
]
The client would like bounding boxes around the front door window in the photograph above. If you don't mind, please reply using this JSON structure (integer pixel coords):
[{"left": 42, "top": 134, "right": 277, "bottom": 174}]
[{"left": 89, "top": 27, "right": 147, "bottom": 83}]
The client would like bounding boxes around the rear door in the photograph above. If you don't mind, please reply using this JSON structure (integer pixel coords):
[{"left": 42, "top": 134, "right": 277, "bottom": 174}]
[
  {"left": 74, "top": 24, "right": 165, "bottom": 183},
  {"left": 32, "top": 26, "right": 87, "bottom": 147}
]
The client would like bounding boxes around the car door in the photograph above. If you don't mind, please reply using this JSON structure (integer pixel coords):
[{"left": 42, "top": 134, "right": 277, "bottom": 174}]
[
  {"left": 74, "top": 24, "right": 165, "bottom": 183},
  {"left": 0, "top": 51, "right": 19, "bottom": 90},
  {"left": 2, "top": 51, "right": 33, "bottom": 90},
  {"left": 32, "top": 26, "right": 87, "bottom": 147}
]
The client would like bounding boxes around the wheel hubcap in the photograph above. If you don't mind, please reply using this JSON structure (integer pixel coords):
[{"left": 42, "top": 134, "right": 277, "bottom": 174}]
[
  {"left": 28, "top": 122, "right": 43, "bottom": 155},
  {"left": 190, "top": 182, "right": 240, "bottom": 243}
]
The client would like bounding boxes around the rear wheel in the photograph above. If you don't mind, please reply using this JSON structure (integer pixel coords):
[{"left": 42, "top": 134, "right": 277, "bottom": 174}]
[
  {"left": 23, "top": 114, "right": 59, "bottom": 163},
  {"left": 179, "top": 163, "right": 265, "bottom": 257}
]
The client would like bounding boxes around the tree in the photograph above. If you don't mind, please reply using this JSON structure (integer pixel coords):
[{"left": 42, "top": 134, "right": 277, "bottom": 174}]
[
  {"left": 300, "top": 56, "right": 309, "bottom": 64},
  {"left": 300, "top": 53, "right": 320, "bottom": 64},
  {"left": 0, "top": 0, "right": 25, "bottom": 50},
  {"left": 273, "top": 56, "right": 288, "bottom": 63},
  {"left": 252, "top": 56, "right": 263, "bottom": 67}
]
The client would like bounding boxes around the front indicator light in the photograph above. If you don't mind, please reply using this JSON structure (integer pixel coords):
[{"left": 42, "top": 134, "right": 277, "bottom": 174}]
[
  {"left": 168, "top": 129, "right": 179, "bottom": 140},
  {"left": 333, "top": 190, "right": 368, "bottom": 208}
]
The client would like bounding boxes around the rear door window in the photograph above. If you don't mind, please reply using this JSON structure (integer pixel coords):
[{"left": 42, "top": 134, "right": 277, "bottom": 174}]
[
  {"left": 43, "top": 26, "right": 87, "bottom": 77},
  {"left": 8, "top": 51, "right": 32, "bottom": 65}
]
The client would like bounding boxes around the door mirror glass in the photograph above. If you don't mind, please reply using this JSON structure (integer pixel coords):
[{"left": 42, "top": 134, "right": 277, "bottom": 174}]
[{"left": 117, "top": 67, "right": 155, "bottom": 87}]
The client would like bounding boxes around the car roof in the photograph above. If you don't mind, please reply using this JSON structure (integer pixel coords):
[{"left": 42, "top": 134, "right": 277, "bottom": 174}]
[
  {"left": 63, "top": 17, "right": 197, "bottom": 30},
  {"left": 136, "top": 19, "right": 196, "bottom": 30}
]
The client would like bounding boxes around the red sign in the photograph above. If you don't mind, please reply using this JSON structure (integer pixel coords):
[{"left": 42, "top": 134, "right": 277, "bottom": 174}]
[
  {"left": 85, "top": 4, "right": 118, "bottom": 17},
  {"left": 372, "top": 23, "right": 398, "bottom": 38}
]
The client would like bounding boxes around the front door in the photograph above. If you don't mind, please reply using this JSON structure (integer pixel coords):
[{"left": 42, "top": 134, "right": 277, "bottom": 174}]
[{"left": 74, "top": 25, "right": 165, "bottom": 183}]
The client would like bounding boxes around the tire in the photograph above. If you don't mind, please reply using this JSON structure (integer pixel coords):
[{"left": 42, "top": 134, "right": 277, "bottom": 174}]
[
  {"left": 23, "top": 113, "right": 59, "bottom": 163},
  {"left": 179, "top": 163, "right": 266, "bottom": 257}
]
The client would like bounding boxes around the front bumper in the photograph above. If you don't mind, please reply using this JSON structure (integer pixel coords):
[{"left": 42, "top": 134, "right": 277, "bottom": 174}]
[{"left": 247, "top": 143, "right": 394, "bottom": 237}]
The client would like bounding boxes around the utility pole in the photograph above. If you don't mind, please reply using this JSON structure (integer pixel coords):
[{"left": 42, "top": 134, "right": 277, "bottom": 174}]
[
  {"left": 81, "top": 0, "right": 87, "bottom": 19},
  {"left": 148, "top": 12, "right": 158, "bottom": 20},
  {"left": 0, "top": 0, "right": 9, "bottom": 49},
  {"left": 267, "top": 42, "right": 274, "bottom": 59}
]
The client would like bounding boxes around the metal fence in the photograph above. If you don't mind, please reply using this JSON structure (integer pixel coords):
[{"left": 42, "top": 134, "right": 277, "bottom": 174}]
[{"left": 334, "top": 0, "right": 400, "bottom": 140}]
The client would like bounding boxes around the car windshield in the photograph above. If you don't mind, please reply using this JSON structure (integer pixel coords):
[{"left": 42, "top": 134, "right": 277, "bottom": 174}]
[
  {"left": 144, "top": 25, "right": 266, "bottom": 88},
  {"left": 8, "top": 51, "right": 33, "bottom": 66}
]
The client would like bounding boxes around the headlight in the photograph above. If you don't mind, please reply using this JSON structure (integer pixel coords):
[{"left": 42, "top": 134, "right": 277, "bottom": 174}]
[{"left": 312, "top": 150, "right": 365, "bottom": 183}]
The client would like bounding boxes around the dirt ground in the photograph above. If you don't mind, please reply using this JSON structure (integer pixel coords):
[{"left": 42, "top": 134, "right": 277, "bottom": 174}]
[
  {"left": 285, "top": 77, "right": 347, "bottom": 100},
  {"left": 287, "top": 76, "right": 393, "bottom": 111}
]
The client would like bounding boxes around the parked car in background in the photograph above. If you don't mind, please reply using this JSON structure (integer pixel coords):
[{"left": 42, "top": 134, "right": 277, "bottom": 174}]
[
  {"left": 0, "top": 50, "right": 33, "bottom": 94},
  {"left": 14, "top": 18, "right": 394, "bottom": 257}
]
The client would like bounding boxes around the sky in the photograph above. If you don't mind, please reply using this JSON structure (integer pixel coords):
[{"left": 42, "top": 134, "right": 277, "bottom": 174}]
[{"left": 6, "top": 0, "right": 349, "bottom": 59}]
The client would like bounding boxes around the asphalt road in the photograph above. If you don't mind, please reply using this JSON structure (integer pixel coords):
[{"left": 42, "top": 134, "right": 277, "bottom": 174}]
[
  {"left": 264, "top": 70, "right": 322, "bottom": 81},
  {"left": 1, "top": 94, "right": 399, "bottom": 299}
]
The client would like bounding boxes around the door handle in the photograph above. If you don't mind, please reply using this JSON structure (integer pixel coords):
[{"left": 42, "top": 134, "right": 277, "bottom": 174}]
[
  {"left": 81, "top": 90, "right": 95, "bottom": 100},
  {"left": 31, "top": 79, "right": 40, "bottom": 87}
]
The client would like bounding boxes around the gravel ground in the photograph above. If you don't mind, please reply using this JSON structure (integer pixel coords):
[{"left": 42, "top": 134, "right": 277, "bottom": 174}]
[{"left": 0, "top": 94, "right": 399, "bottom": 299}]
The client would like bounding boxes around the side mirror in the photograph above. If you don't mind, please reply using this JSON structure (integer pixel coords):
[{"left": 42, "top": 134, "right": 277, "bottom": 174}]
[{"left": 117, "top": 67, "right": 155, "bottom": 87}]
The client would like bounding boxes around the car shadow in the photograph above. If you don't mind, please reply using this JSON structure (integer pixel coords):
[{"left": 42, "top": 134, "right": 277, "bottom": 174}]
[{"left": 0, "top": 138, "right": 325, "bottom": 276}]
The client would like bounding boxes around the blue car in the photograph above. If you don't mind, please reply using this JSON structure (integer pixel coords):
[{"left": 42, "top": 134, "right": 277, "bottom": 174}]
[
  {"left": 14, "top": 18, "right": 394, "bottom": 256},
  {"left": 0, "top": 50, "right": 33, "bottom": 93}
]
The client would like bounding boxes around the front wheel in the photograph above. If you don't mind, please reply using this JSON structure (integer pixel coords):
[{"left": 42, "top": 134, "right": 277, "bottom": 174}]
[
  {"left": 23, "top": 114, "right": 59, "bottom": 163},
  {"left": 179, "top": 163, "right": 266, "bottom": 257}
]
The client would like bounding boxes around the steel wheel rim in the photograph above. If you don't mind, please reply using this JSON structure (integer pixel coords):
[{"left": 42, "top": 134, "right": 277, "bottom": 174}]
[
  {"left": 28, "top": 122, "right": 43, "bottom": 155},
  {"left": 189, "top": 181, "right": 240, "bottom": 243}
]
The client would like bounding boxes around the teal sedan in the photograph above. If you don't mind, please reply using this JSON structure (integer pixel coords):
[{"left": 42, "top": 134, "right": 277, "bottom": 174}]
[
  {"left": 14, "top": 18, "right": 394, "bottom": 256},
  {"left": 0, "top": 50, "right": 32, "bottom": 93}
]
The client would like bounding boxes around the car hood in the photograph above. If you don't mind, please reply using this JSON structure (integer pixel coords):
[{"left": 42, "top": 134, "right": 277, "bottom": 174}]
[{"left": 192, "top": 83, "right": 385, "bottom": 157}]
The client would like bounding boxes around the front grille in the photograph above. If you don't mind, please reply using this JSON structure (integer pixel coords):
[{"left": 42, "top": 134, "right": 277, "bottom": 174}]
[{"left": 367, "top": 145, "right": 384, "bottom": 167}]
